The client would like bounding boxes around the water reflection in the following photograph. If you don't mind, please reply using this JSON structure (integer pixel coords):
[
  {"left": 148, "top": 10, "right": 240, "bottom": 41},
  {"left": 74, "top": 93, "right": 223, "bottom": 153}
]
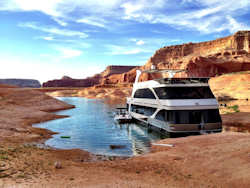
[{"left": 34, "top": 97, "right": 162, "bottom": 157}]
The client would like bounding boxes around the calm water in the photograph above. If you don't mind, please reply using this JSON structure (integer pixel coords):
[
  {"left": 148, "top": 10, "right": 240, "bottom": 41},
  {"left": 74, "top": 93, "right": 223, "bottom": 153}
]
[{"left": 34, "top": 97, "right": 163, "bottom": 157}]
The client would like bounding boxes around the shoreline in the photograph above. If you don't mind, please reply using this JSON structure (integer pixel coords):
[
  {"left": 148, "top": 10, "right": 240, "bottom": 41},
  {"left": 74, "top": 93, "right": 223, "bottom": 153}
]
[{"left": 1, "top": 86, "right": 250, "bottom": 187}]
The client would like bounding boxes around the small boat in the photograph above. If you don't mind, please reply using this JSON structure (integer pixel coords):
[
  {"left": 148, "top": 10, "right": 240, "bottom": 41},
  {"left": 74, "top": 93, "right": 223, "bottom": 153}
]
[{"left": 114, "top": 108, "right": 132, "bottom": 123}]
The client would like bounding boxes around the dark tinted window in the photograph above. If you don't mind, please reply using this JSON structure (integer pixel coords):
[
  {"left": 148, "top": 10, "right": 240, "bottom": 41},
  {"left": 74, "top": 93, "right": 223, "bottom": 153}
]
[
  {"left": 168, "top": 111, "right": 201, "bottom": 124},
  {"left": 155, "top": 109, "right": 221, "bottom": 124},
  {"left": 154, "top": 87, "right": 215, "bottom": 99},
  {"left": 155, "top": 110, "right": 165, "bottom": 121},
  {"left": 134, "top": 89, "right": 156, "bottom": 99},
  {"left": 203, "top": 109, "right": 221, "bottom": 123},
  {"left": 131, "top": 104, "right": 156, "bottom": 116}
]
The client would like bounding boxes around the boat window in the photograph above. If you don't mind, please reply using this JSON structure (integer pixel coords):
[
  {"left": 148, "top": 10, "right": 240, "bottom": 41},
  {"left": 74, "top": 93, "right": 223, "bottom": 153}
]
[
  {"left": 134, "top": 88, "right": 156, "bottom": 99},
  {"left": 131, "top": 104, "right": 156, "bottom": 116},
  {"left": 154, "top": 109, "right": 221, "bottom": 124},
  {"left": 203, "top": 109, "right": 221, "bottom": 123},
  {"left": 154, "top": 86, "right": 215, "bottom": 99},
  {"left": 168, "top": 111, "right": 201, "bottom": 124},
  {"left": 155, "top": 110, "right": 165, "bottom": 121}
]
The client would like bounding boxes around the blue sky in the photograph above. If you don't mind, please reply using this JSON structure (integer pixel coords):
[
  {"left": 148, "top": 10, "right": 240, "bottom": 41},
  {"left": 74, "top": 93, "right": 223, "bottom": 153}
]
[{"left": 0, "top": 0, "right": 249, "bottom": 83}]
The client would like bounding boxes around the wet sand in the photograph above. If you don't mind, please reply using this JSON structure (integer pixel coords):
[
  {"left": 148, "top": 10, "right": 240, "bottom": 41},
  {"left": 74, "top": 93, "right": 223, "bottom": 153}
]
[{"left": 1, "top": 86, "right": 250, "bottom": 187}]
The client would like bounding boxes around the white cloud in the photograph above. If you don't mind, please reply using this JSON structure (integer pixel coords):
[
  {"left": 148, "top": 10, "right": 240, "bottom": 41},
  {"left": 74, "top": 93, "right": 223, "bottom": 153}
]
[
  {"left": 129, "top": 38, "right": 137, "bottom": 42},
  {"left": 42, "top": 36, "right": 54, "bottom": 41},
  {"left": 120, "top": 0, "right": 250, "bottom": 34},
  {"left": 0, "top": 0, "right": 62, "bottom": 17},
  {"left": 121, "top": 2, "right": 144, "bottom": 19},
  {"left": 59, "top": 40, "right": 92, "bottom": 48},
  {"left": 225, "top": 16, "right": 250, "bottom": 33},
  {"left": 77, "top": 17, "right": 106, "bottom": 28},
  {"left": 106, "top": 45, "right": 151, "bottom": 55},
  {"left": 136, "top": 40, "right": 145, "bottom": 45},
  {"left": 152, "top": 13, "right": 249, "bottom": 34},
  {"left": 1, "top": 0, "right": 250, "bottom": 34},
  {"left": 0, "top": 0, "right": 124, "bottom": 18},
  {"left": 53, "top": 17, "right": 68, "bottom": 26},
  {"left": 121, "top": 0, "right": 164, "bottom": 21},
  {"left": 19, "top": 22, "right": 88, "bottom": 38},
  {"left": 122, "top": 49, "right": 144, "bottom": 55},
  {"left": 55, "top": 47, "right": 83, "bottom": 59},
  {"left": 129, "top": 39, "right": 145, "bottom": 45},
  {"left": 36, "top": 36, "right": 92, "bottom": 49}
]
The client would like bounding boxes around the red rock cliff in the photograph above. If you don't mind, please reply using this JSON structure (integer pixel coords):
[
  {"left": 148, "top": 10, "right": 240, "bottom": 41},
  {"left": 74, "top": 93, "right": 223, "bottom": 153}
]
[
  {"left": 42, "top": 65, "right": 137, "bottom": 87},
  {"left": 105, "top": 31, "right": 250, "bottom": 84},
  {"left": 145, "top": 30, "right": 250, "bottom": 78}
]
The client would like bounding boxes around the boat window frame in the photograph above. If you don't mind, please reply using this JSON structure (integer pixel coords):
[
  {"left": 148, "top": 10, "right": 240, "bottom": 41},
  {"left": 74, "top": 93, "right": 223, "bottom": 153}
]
[
  {"left": 154, "top": 109, "right": 222, "bottom": 124},
  {"left": 131, "top": 104, "right": 157, "bottom": 116},
  {"left": 133, "top": 88, "right": 156, "bottom": 99},
  {"left": 153, "top": 86, "right": 215, "bottom": 99}
]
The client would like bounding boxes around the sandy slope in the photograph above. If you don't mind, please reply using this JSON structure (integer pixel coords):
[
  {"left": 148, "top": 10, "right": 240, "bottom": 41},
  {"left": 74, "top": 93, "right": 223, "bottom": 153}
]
[
  {"left": 210, "top": 71, "right": 250, "bottom": 100},
  {"left": 0, "top": 88, "right": 74, "bottom": 143}
]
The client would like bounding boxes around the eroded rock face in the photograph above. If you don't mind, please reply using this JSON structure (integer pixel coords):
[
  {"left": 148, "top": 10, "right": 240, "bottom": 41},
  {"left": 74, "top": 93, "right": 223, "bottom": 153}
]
[
  {"left": 101, "top": 66, "right": 138, "bottom": 77},
  {"left": 103, "top": 31, "right": 250, "bottom": 84},
  {"left": 42, "top": 66, "right": 137, "bottom": 87},
  {"left": 42, "top": 75, "right": 101, "bottom": 88},
  {"left": 144, "top": 30, "right": 250, "bottom": 78},
  {"left": 0, "top": 79, "right": 41, "bottom": 88}
]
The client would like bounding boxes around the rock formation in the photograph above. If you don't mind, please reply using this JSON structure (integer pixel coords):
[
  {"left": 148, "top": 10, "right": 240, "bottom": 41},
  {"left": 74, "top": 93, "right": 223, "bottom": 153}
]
[
  {"left": 103, "top": 31, "right": 250, "bottom": 84},
  {"left": 0, "top": 79, "right": 41, "bottom": 88},
  {"left": 209, "top": 71, "right": 250, "bottom": 100},
  {"left": 101, "top": 65, "right": 138, "bottom": 77},
  {"left": 145, "top": 31, "right": 249, "bottom": 77},
  {"left": 43, "top": 65, "right": 137, "bottom": 87},
  {"left": 43, "top": 75, "right": 100, "bottom": 87}
]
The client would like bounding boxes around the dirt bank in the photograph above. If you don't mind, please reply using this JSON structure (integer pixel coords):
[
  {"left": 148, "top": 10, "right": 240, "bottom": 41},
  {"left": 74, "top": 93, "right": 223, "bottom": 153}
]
[
  {"left": 1, "top": 132, "right": 250, "bottom": 188},
  {"left": 0, "top": 88, "right": 74, "bottom": 143}
]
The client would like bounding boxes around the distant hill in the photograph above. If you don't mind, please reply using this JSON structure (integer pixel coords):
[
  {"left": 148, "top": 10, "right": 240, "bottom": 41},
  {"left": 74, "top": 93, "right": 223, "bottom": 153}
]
[
  {"left": 42, "top": 65, "right": 138, "bottom": 87},
  {"left": 0, "top": 79, "right": 41, "bottom": 88}
]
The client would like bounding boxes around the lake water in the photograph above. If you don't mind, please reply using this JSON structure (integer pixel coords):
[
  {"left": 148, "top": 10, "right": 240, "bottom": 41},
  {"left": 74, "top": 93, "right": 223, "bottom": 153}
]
[{"left": 34, "top": 97, "right": 163, "bottom": 157}]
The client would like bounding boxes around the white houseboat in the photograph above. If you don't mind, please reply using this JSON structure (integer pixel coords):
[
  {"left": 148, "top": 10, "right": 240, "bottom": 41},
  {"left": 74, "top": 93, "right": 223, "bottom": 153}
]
[{"left": 126, "top": 68, "right": 222, "bottom": 135}]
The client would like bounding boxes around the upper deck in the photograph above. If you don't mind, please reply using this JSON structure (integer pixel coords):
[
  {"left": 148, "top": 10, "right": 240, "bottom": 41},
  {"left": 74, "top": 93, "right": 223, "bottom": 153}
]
[{"left": 133, "top": 77, "right": 210, "bottom": 90}]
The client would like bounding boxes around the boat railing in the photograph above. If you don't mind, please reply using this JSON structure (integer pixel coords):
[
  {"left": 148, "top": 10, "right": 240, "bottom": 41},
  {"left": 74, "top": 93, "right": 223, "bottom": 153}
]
[
  {"left": 154, "top": 77, "right": 210, "bottom": 84},
  {"left": 115, "top": 108, "right": 129, "bottom": 116}
]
